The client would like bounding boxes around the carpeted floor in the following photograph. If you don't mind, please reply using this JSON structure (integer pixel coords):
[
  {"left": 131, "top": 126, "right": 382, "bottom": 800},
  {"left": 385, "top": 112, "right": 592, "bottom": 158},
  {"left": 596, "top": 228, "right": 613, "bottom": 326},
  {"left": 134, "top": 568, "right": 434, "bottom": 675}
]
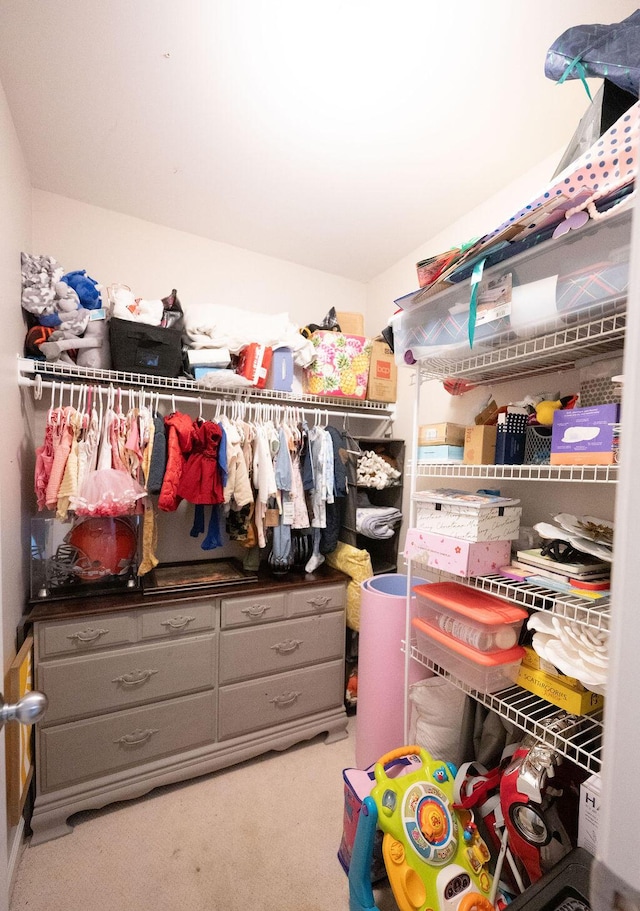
[{"left": 10, "top": 717, "right": 396, "bottom": 911}]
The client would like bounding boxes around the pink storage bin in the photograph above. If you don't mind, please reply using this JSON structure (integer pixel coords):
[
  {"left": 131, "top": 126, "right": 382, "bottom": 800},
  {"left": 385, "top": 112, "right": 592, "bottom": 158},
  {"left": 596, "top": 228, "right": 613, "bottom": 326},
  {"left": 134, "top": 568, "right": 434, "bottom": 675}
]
[{"left": 420, "top": 532, "right": 511, "bottom": 577}]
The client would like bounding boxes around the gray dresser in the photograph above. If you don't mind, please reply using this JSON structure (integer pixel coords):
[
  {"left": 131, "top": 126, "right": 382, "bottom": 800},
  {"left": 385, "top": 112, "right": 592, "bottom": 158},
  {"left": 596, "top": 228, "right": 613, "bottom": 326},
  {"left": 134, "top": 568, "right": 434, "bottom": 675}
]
[{"left": 26, "top": 567, "right": 349, "bottom": 844}]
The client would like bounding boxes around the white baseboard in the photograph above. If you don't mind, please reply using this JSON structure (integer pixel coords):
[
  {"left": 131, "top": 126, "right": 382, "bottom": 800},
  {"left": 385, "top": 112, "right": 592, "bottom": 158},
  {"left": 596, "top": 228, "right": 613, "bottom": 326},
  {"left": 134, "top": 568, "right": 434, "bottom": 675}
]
[{"left": 7, "top": 817, "right": 25, "bottom": 900}]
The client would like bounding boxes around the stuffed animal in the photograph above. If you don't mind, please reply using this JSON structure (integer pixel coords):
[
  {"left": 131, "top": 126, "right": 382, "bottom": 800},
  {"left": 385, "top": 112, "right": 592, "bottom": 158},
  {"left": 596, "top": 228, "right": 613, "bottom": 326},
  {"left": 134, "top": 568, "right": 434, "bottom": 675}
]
[
  {"left": 21, "top": 253, "right": 108, "bottom": 364},
  {"left": 36, "top": 282, "right": 93, "bottom": 363},
  {"left": 108, "top": 283, "right": 164, "bottom": 325},
  {"left": 76, "top": 316, "right": 111, "bottom": 370},
  {"left": 61, "top": 270, "right": 102, "bottom": 310},
  {"left": 300, "top": 306, "right": 341, "bottom": 339},
  {"left": 21, "top": 252, "right": 63, "bottom": 320},
  {"left": 535, "top": 399, "right": 562, "bottom": 426}
]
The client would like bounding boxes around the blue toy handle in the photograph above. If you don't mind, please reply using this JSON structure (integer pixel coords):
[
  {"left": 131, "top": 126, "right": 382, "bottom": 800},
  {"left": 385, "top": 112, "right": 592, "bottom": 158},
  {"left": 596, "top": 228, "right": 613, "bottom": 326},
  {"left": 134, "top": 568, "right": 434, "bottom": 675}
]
[
  {"left": 348, "top": 797, "right": 381, "bottom": 911},
  {"left": 373, "top": 744, "right": 430, "bottom": 785}
]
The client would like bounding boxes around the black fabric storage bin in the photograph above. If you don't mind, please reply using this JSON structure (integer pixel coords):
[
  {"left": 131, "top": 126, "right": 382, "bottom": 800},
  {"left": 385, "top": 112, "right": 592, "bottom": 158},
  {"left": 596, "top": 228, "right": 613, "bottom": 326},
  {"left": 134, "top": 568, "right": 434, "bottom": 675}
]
[{"left": 109, "top": 317, "right": 183, "bottom": 377}]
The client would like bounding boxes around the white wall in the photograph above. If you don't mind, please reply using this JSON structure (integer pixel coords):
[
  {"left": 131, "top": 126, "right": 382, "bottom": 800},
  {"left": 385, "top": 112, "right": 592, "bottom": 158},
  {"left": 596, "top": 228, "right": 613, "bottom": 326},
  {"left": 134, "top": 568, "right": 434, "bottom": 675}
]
[
  {"left": 0, "top": 76, "right": 33, "bottom": 894},
  {"left": 32, "top": 191, "right": 367, "bottom": 330}
]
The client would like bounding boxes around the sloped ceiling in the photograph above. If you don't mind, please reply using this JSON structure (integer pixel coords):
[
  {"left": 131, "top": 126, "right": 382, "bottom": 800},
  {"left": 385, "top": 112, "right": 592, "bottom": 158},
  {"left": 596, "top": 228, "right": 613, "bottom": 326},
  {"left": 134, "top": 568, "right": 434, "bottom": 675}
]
[{"left": 0, "top": 0, "right": 637, "bottom": 281}]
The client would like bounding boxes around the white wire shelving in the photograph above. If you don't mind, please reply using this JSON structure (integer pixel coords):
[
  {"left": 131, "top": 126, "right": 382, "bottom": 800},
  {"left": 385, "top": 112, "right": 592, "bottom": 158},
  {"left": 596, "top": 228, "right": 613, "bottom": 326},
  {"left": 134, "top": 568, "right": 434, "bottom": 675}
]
[
  {"left": 408, "top": 643, "right": 604, "bottom": 775},
  {"left": 17, "top": 356, "right": 395, "bottom": 422},
  {"left": 409, "top": 461, "right": 619, "bottom": 483},
  {"left": 400, "top": 298, "right": 622, "bottom": 767},
  {"left": 408, "top": 562, "right": 611, "bottom": 631},
  {"left": 415, "top": 310, "right": 626, "bottom": 385}
]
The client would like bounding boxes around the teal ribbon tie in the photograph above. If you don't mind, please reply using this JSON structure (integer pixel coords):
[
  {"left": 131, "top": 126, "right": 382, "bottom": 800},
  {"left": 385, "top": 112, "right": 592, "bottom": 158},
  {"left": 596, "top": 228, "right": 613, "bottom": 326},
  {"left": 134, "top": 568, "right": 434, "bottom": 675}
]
[
  {"left": 557, "top": 55, "right": 593, "bottom": 101},
  {"left": 468, "top": 258, "right": 486, "bottom": 349}
]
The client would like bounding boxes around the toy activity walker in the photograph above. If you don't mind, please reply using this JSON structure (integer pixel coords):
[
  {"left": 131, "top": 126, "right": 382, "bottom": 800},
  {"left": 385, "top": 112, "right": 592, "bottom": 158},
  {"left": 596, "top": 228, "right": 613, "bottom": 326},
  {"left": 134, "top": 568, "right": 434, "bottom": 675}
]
[{"left": 349, "top": 745, "right": 495, "bottom": 911}]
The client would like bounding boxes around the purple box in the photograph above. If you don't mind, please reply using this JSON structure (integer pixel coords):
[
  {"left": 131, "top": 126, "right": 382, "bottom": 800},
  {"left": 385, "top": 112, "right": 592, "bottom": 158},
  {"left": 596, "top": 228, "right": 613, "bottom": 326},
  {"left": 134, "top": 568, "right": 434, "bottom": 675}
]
[{"left": 550, "top": 404, "right": 619, "bottom": 465}]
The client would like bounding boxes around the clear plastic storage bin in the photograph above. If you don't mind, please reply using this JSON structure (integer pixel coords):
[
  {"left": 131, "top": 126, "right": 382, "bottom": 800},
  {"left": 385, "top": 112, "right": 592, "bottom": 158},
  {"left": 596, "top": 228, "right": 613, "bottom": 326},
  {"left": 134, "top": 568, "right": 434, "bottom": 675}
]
[
  {"left": 392, "top": 207, "right": 631, "bottom": 367},
  {"left": 30, "top": 515, "right": 140, "bottom": 600},
  {"left": 413, "top": 581, "right": 527, "bottom": 654},
  {"left": 412, "top": 616, "right": 525, "bottom": 694}
]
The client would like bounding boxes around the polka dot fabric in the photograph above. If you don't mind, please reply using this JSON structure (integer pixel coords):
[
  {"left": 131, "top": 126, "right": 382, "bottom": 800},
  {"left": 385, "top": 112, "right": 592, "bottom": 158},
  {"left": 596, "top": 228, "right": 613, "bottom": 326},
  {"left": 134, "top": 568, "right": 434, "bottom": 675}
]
[{"left": 485, "top": 101, "right": 639, "bottom": 243}]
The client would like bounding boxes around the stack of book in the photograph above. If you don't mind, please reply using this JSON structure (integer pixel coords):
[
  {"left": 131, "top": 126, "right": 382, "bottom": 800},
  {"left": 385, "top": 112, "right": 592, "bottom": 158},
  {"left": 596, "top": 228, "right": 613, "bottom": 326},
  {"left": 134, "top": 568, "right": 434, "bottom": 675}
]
[{"left": 503, "top": 548, "right": 611, "bottom": 598}]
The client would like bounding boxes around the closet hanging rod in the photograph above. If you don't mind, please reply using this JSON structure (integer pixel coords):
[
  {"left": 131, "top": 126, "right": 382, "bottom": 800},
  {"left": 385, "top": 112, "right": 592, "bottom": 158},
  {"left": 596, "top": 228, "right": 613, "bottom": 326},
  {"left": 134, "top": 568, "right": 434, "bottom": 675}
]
[{"left": 18, "top": 374, "right": 395, "bottom": 423}]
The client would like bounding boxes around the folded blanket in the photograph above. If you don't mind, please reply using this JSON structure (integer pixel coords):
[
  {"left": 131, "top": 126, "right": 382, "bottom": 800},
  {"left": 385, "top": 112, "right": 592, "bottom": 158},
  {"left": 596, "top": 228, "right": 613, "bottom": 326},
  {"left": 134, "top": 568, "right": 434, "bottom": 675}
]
[
  {"left": 356, "top": 507, "right": 402, "bottom": 539},
  {"left": 183, "top": 304, "right": 315, "bottom": 367}
]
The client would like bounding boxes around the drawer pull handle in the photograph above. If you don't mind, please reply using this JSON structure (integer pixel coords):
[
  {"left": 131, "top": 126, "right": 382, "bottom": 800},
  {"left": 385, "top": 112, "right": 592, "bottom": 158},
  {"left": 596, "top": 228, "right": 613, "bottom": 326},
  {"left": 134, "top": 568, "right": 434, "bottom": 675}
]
[
  {"left": 67, "top": 627, "right": 109, "bottom": 643},
  {"left": 241, "top": 604, "right": 271, "bottom": 618},
  {"left": 269, "top": 691, "right": 301, "bottom": 707},
  {"left": 307, "top": 596, "right": 331, "bottom": 608},
  {"left": 112, "top": 668, "right": 159, "bottom": 687},
  {"left": 271, "top": 639, "right": 303, "bottom": 655},
  {"left": 114, "top": 728, "right": 159, "bottom": 746},
  {"left": 160, "top": 615, "right": 196, "bottom": 630}
]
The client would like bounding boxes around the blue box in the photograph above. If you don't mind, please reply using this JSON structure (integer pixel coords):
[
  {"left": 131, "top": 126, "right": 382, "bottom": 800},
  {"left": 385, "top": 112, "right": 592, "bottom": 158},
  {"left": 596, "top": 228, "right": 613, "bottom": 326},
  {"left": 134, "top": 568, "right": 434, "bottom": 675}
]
[
  {"left": 551, "top": 404, "right": 620, "bottom": 465},
  {"left": 267, "top": 347, "right": 294, "bottom": 392},
  {"left": 495, "top": 412, "right": 528, "bottom": 466},
  {"left": 192, "top": 366, "right": 227, "bottom": 380},
  {"left": 417, "top": 445, "right": 464, "bottom": 462}
]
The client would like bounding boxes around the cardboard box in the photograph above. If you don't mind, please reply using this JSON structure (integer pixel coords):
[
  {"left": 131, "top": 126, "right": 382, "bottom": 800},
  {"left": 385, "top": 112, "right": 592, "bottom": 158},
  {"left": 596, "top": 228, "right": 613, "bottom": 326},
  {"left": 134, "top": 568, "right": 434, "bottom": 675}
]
[
  {"left": 367, "top": 339, "right": 397, "bottom": 403},
  {"left": 578, "top": 773, "right": 601, "bottom": 854},
  {"left": 464, "top": 425, "right": 497, "bottom": 464},
  {"left": 336, "top": 311, "right": 365, "bottom": 336},
  {"left": 551, "top": 404, "right": 620, "bottom": 465},
  {"left": 419, "top": 531, "right": 511, "bottom": 577},
  {"left": 515, "top": 661, "right": 605, "bottom": 715},
  {"left": 417, "top": 445, "right": 464, "bottom": 462},
  {"left": 303, "top": 331, "right": 372, "bottom": 399},
  {"left": 419, "top": 422, "right": 466, "bottom": 447}
]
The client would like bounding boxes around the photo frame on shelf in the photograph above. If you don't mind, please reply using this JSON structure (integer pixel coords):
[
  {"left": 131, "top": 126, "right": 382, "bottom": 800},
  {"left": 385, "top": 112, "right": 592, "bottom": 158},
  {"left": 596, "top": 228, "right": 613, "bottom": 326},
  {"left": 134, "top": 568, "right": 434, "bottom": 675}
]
[{"left": 6, "top": 635, "right": 34, "bottom": 826}]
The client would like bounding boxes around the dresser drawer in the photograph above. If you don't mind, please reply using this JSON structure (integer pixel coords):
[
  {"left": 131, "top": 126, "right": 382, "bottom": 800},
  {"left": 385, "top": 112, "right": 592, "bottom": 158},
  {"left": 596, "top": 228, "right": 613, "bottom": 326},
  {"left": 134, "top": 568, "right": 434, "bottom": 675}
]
[
  {"left": 38, "top": 690, "right": 217, "bottom": 792},
  {"left": 288, "top": 583, "right": 345, "bottom": 617},
  {"left": 218, "top": 612, "right": 344, "bottom": 684},
  {"left": 139, "top": 600, "right": 216, "bottom": 640},
  {"left": 39, "top": 634, "right": 217, "bottom": 724},
  {"left": 36, "top": 613, "right": 137, "bottom": 658},
  {"left": 221, "top": 591, "right": 286, "bottom": 628},
  {"left": 218, "top": 659, "right": 344, "bottom": 740}
]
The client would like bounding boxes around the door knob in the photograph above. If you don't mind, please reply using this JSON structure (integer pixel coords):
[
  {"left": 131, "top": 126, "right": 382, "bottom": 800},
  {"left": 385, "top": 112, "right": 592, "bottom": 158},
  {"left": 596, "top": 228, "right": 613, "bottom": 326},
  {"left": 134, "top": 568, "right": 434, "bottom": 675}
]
[{"left": 0, "top": 690, "right": 48, "bottom": 728}]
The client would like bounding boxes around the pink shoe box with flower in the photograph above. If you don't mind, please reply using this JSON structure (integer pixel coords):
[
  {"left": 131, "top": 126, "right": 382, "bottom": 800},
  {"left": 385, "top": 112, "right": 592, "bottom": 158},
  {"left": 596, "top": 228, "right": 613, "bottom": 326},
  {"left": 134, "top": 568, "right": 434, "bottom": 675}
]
[{"left": 303, "top": 331, "right": 372, "bottom": 399}]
